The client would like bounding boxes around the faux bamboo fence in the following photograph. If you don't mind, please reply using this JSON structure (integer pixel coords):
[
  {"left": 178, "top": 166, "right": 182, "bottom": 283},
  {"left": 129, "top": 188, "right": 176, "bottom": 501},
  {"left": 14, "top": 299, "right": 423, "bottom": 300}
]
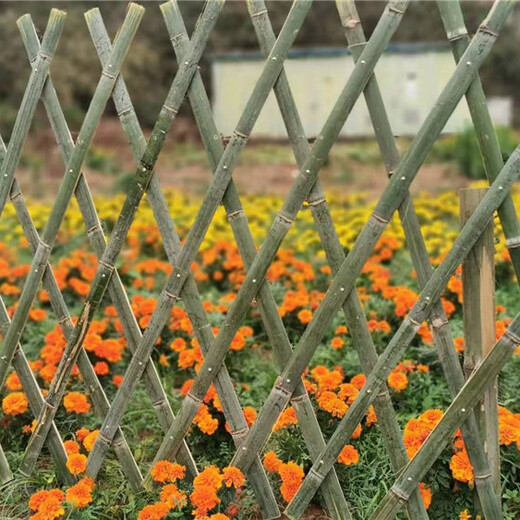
[{"left": 0, "top": 0, "right": 519, "bottom": 518}]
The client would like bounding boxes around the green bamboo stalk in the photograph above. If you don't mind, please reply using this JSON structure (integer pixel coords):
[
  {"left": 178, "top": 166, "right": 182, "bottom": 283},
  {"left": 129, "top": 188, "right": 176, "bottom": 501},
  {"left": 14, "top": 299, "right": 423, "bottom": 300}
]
[
  {"left": 369, "top": 314, "right": 520, "bottom": 520},
  {"left": 12, "top": 16, "right": 144, "bottom": 487},
  {"left": 29, "top": 0, "right": 223, "bottom": 484},
  {"left": 159, "top": 3, "right": 351, "bottom": 517},
  {"left": 86, "top": 0, "right": 313, "bottom": 479},
  {"left": 226, "top": 0, "right": 512, "bottom": 482},
  {"left": 284, "top": 146, "right": 520, "bottom": 519},
  {"left": 14, "top": 10, "right": 199, "bottom": 483},
  {"left": 337, "top": 1, "right": 502, "bottom": 517},
  {"left": 7, "top": 3, "right": 143, "bottom": 478},
  {"left": 437, "top": 0, "right": 520, "bottom": 285},
  {"left": 0, "top": 9, "right": 65, "bottom": 220},
  {"left": 143, "top": 0, "right": 408, "bottom": 475},
  {"left": 84, "top": 11, "right": 279, "bottom": 516},
  {"left": 0, "top": 4, "right": 144, "bottom": 404},
  {"left": 246, "top": 1, "right": 426, "bottom": 518},
  {"left": 461, "top": 188, "right": 500, "bottom": 504}
]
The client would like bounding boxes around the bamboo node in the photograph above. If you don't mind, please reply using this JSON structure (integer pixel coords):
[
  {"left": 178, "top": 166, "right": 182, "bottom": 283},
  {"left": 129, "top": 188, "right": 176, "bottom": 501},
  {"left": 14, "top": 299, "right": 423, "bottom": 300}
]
[
  {"left": 227, "top": 209, "right": 245, "bottom": 221},
  {"left": 86, "top": 224, "right": 102, "bottom": 237},
  {"left": 38, "top": 238, "right": 52, "bottom": 253},
  {"left": 388, "top": 5, "right": 406, "bottom": 15},
  {"left": 389, "top": 485, "right": 408, "bottom": 502},
  {"left": 170, "top": 32, "right": 187, "bottom": 44},
  {"left": 447, "top": 27, "right": 468, "bottom": 41},
  {"left": 231, "top": 427, "right": 249, "bottom": 439},
  {"left": 406, "top": 315, "right": 422, "bottom": 328},
  {"left": 250, "top": 9, "right": 268, "bottom": 18},
  {"left": 277, "top": 212, "right": 295, "bottom": 225},
  {"left": 371, "top": 212, "right": 389, "bottom": 224},
  {"left": 479, "top": 24, "right": 499, "bottom": 39},
  {"left": 506, "top": 236, "right": 520, "bottom": 249},
  {"left": 38, "top": 51, "right": 52, "bottom": 61},
  {"left": 102, "top": 70, "right": 117, "bottom": 80},
  {"left": 99, "top": 260, "right": 115, "bottom": 272},
  {"left": 504, "top": 329, "right": 520, "bottom": 346},
  {"left": 307, "top": 198, "right": 326, "bottom": 207},
  {"left": 163, "top": 104, "right": 178, "bottom": 115},
  {"left": 290, "top": 393, "right": 307, "bottom": 404},
  {"left": 186, "top": 391, "right": 203, "bottom": 405},
  {"left": 474, "top": 471, "right": 493, "bottom": 480},
  {"left": 431, "top": 317, "right": 448, "bottom": 329},
  {"left": 117, "top": 106, "right": 135, "bottom": 118},
  {"left": 164, "top": 290, "right": 180, "bottom": 302},
  {"left": 10, "top": 190, "right": 22, "bottom": 201},
  {"left": 233, "top": 130, "right": 248, "bottom": 140}
]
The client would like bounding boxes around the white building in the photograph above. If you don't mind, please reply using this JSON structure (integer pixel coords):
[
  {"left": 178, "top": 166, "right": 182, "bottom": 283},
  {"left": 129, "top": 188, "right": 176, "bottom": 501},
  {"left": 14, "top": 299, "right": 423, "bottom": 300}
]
[{"left": 211, "top": 43, "right": 512, "bottom": 139}]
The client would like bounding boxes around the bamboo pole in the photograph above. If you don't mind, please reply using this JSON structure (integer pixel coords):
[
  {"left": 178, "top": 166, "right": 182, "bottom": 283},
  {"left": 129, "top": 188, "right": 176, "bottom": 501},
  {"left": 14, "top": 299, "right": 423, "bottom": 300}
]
[
  {"left": 156, "top": 3, "right": 352, "bottom": 518},
  {"left": 0, "top": 3, "right": 144, "bottom": 402},
  {"left": 244, "top": 1, "right": 427, "bottom": 518},
  {"left": 284, "top": 145, "right": 520, "bottom": 519},
  {"left": 13, "top": 8, "right": 201, "bottom": 483},
  {"left": 369, "top": 315, "right": 520, "bottom": 520},
  {"left": 0, "top": 9, "right": 65, "bottom": 220},
  {"left": 461, "top": 188, "right": 500, "bottom": 501},
  {"left": 141, "top": 0, "right": 408, "bottom": 476},
  {"left": 85, "top": 0, "right": 313, "bottom": 479},
  {"left": 437, "top": 0, "right": 520, "bottom": 285},
  {"left": 226, "top": 0, "right": 512, "bottom": 484},
  {"left": 83, "top": 11, "right": 279, "bottom": 517},
  {"left": 335, "top": 1, "right": 502, "bottom": 517}
]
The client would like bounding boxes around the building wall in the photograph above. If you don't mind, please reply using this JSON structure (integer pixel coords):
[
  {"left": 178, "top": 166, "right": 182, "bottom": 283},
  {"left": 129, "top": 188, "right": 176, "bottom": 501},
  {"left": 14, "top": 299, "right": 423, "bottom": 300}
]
[{"left": 211, "top": 49, "right": 512, "bottom": 139}]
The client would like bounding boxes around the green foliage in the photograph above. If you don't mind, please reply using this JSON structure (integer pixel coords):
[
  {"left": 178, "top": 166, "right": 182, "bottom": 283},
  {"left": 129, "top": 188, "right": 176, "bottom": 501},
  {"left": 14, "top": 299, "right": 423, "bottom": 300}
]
[{"left": 433, "top": 126, "right": 519, "bottom": 180}]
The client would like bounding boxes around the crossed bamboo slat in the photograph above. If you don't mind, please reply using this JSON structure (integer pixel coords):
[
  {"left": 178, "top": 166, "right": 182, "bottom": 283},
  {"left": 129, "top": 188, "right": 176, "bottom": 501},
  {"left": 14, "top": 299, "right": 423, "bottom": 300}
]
[
  {"left": 159, "top": 3, "right": 351, "bottom": 518},
  {"left": 230, "top": 0, "right": 513, "bottom": 484},
  {"left": 334, "top": 0, "right": 502, "bottom": 517},
  {"left": 245, "top": 1, "right": 428, "bottom": 518},
  {"left": 18, "top": 0, "right": 223, "bottom": 481},
  {"left": 0, "top": 1, "right": 516, "bottom": 518},
  {"left": 148, "top": 0, "right": 410, "bottom": 474},
  {"left": 14, "top": 11, "right": 200, "bottom": 486},
  {"left": 85, "top": 0, "right": 314, "bottom": 479},
  {"left": 84, "top": 9, "right": 279, "bottom": 516}
]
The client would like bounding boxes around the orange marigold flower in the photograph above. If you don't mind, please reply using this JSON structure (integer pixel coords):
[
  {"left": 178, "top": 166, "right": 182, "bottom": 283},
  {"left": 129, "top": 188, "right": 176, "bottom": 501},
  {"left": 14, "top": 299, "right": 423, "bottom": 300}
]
[
  {"left": 366, "top": 405, "right": 377, "bottom": 426},
  {"left": 243, "top": 406, "right": 257, "bottom": 427},
  {"left": 337, "top": 444, "right": 359, "bottom": 466},
  {"left": 193, "top": 465, "right": 223, "bottom": 490},
  {"left": 278, "top": 461, "right": 304, "bottom": 503},
  {"left": 75, "top": 427, "right": 90, "bottom": 442},
  {"left": 63, "top": 392, "right": 91, "bottom": 414},
  {"left": 273, "top": 406, "right": 298, "bottom": 431},
  {"left": 459, "top": 510, "right": 472, "bottom": 520},
  {"left": 297, "top": 309, "right": 313, "bottom": 324},
  {"left": 160, "top": 483, "right": 187, "bottom": 509},
  {"left": 112, "top": 374, "right": 123, "bottom": 387},
  {"left": 65, "top": 477, "right": 95, "bottom": 508},
  {"left": 387, "top": 371, "right": 408, "bottom": 392},
  {"left": 138, "top": 502, "right": 170, "bottom": 520},
  {"left": 350, "top": 373, "right": 366, "bottom": 390},
  {"left": 338, "top": 383, "right": 359, "bottom": 404},
  {"left": 2, "top": 391, "right": 28, "bottom": 415},
  {"left": 83, "top": 430, "right": 99, "bottom": 452},
  {"left": 331, "top": 336, "right": 344, "bottom": 350},
  {"left": 190, "top": 486, "right": 220, "bottom": 516},
  {"left": 450, "top": 447, "right": 474, "bottom": 485},
  {"left": 29, "top": 489, "right": 65, "bottom": 511},
  {"left": 222, "top": 466, "right": 245, "bottom": 488},
  {"left": 6, "top": 371, "right": 22, "bottom": 391},
  {"left": 29, "top": 308, "right": 47, "bottom": 322},
  {"left": 151, "top": 460, "right": 186, "bottom": 483},
  {"left": 263, "top": 451, "right": 282, "bottom": 473},
  {"left": 93, "top": 361, "right": 109, "bottom": 376},
  {"left": 419, "top": 482, "right": 432, "bottom": 510},
  {"left": 317, "top": 391, "right": 348, "bottom": 418},
  {"left": 66, "top": 453, "right": 87, "bottom": 475},
  {"left": 63, "top": 440, "right": 80, "bottom": 455}
]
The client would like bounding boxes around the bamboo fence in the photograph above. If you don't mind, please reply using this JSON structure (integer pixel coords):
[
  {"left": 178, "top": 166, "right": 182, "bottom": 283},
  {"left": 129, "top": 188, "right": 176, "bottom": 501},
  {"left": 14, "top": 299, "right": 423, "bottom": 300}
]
[{"left": 0, "top": 1, "right": 518, "bottom": 519}]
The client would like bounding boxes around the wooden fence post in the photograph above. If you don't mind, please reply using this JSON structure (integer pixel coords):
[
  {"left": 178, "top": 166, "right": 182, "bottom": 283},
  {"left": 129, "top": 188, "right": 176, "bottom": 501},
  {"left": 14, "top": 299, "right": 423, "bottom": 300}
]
[{"left": 460, "top": 187, "right": 500, "bottom": 502}]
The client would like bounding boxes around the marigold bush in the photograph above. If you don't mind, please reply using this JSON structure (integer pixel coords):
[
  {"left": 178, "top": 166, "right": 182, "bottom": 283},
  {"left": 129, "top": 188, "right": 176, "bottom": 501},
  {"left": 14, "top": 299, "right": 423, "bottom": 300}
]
[{"left": 0, "top": 187, "right": 519, "bottom": 518}]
